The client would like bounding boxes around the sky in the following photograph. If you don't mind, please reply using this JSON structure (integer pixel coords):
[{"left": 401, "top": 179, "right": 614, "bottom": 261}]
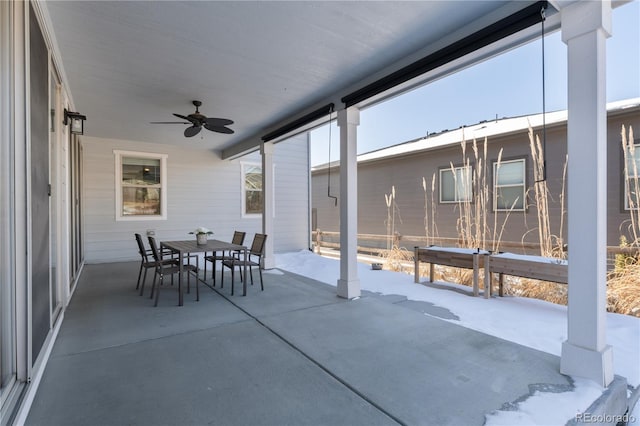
[
  {"left": 310, "top": 1, "right": 640, "bottom": 166},
  {"left": 273, "top": 249, "right": 640, "bottom": 425}
]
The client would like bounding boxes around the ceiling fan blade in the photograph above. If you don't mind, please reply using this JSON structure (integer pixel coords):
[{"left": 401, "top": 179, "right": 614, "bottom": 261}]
[
  {"left": 184, "top": 125, "right": 202, "bottom": 137},
  {"left": 206, "top": 117, "right": 234, "bottom": 127},
  {"left": 174, "top": 113, "right": 198, "bottom": 125},
  {"left": 150, "top": 121, "right": 190, "bottom": 124},
  {"left": 204, "top": 123, "right": 234, "bottom": 134}
]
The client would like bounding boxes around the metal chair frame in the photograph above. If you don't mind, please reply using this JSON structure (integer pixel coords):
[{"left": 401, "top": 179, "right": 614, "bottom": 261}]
[
  {"left": 204, "top": 231, "right": 246, "bottom": 287},
  {"left": 135, "top": 233, "right": 179, "bottom": 296},
  {"left": 221, "top": 233, "right": 267, "bottom": 296},
  {"left": 148, "top": 236, "right": 199, "bottom": 306}
]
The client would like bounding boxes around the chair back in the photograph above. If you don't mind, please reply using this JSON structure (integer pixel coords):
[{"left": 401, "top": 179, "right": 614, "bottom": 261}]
[
  {"left": 147, "top": 236, "right": 161, "bottom": 262},
  {"left": 250, "top": 233, "right": 267, "bottom": 257},
  {"left": 232, "top": 231, "right": 246, "bottom": 246},
  {"left": 135, "top": 233, "right": 149, "bottom": 261}
]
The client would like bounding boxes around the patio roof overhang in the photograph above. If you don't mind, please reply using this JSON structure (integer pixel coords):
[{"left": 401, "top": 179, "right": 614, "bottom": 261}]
[
  {"left": 43, "top": 0, "right": 556, "bottom": 159},
  {"left": 222, "top": 0, "right": 555, "bottom": 159}
]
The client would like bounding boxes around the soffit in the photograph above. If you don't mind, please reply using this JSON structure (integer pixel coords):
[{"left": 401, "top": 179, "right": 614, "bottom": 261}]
[{"left": 44, "top": 1, "right": 534, "bottom": 154}]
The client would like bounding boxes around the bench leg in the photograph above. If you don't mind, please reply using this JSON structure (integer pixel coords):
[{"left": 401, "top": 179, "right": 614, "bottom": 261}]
[
  {"left": 484, "top": 256, "right": 491, "bottom": 299},
  {"left": 472, "top": 255, "right": 479, "bottom": 297},
  {"left": 414, "top": 251, "right": 419, "bottom": 283},
  {"left": 429, "top": 262, "right": 434, "bottom": 283},
  {"left": 499, "top": 274, "right": 504, "bottom": 297},
  {"left": 485, "top": 269, "right": 492, "bottom": 299}
]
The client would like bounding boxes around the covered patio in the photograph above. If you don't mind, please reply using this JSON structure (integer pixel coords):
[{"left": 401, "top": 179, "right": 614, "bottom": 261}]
[
  {"left": 2, "top": 0, "right": 630, "bottom": 423},
  {"left": 26, "top": 262, "right": 570, "bottom": 426}
]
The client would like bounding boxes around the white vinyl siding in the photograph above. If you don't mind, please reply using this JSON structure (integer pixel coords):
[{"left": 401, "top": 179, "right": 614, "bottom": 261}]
[
  {"left": 273, "top": 134, "right": 310, "bottom": 252},
  {"left": 84, "top": 135, "right": 309, "bottom": 263},
  {"left": 493, "top": 158, "right": 526, "bottom": 211},
  {"left": 439, "top": 166, "right": 472, "bottom": 203}
]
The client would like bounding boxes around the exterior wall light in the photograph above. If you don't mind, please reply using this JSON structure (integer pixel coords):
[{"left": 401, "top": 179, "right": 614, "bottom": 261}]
[{"left": 63, "top": 109, "right": 87, "bottom": 135}]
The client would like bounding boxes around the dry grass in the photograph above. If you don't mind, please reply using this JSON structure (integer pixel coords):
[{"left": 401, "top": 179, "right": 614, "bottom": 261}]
[
  {"left": 453, "top": 137, "right": 489, "bottom": 250},
  {"left": 381, "top": 246, "right": 414, "bottom": 273},
  {"left": 422, "top": 174, "right": 438, "bottom": 246},
  {"left": 527, "top": 126, "right": 567, "bottom": 258},
  {"left": 424, "top": 264, "right": 639, "bottom": 317},
  {"left": 611, "top": 124, "right": 640, "bottom": 317},
  {"left": 607, "top": 255, "right": 640, "bottom": 317},
  {"left": 504, "top": 278, "right": 568, "bottom": 305},
  {"left": 440, "top": 266, "right": 475, "bottom": 287},
  {"left": 621, "top": 125, "right": 640, "bottom": 241},
  {"left": 384, "top": 185, "right": 402, "bottom": 251}
]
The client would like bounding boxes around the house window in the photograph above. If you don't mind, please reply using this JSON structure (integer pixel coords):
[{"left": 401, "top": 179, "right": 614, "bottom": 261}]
[
  {"left": 114, "top": 150, "right": 167, "bottom": 220},
  {"left": 624, "top": 143, "right": 640, "bottom": 210},
  {"left": 439, "top": 165, "right": 472, "bottom": 203},
  {"left": 493, "top": 158, "right": 526, "bottom": 211},
  {"left": 242, "top": 162, "right": 262, "bottom": 216}
]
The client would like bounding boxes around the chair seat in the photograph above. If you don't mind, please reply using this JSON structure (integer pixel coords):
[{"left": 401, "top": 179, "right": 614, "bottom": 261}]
[
  {"left": 159, "top": 263, "right": 198, "bottom": 275},
  {"left": 205, "top": 253, "right": 236, "bottom": 262},
  {"left": 149, "top": 258, "right": 180, "bottom": 268},
  {"left": 221, "top": 258, "right": 260, "bottom": 268}
]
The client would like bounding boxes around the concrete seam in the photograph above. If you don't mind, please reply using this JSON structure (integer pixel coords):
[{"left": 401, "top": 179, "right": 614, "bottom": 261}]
[
  {"left": 48, "top": 317, "right": 254, "bottom": 359},
  {"left": 212, "top": 285, "right": 406, "bottom": 426}
]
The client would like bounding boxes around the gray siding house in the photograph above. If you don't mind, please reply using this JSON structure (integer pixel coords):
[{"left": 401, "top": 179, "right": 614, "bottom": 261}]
[{"left": 312, "top": 99, "right": 640, "bottom": 254}]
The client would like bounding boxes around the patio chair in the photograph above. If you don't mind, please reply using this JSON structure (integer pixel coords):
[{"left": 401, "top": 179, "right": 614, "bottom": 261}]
[
  {"left": 221, "top": 233, "right": 267, "bottom": 296},
  {"left": 203, "top": 231, "right": 246, "bottom": 287},
  {"left": 135, "top": 233, "right": 179, "bottom": 296},
  {"left": 148, "top": 236, "right": 199, "bottom": 306}
]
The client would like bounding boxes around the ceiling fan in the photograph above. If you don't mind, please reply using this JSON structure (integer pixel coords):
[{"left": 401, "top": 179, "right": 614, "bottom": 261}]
[{"left": 151, "top": 100, "right": 234, "bottom": 137}]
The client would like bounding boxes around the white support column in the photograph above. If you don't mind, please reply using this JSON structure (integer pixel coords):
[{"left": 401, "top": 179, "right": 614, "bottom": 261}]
[
  {"left": 337, "top": 107, "right": 361, "bottom": 299},
  {"left": 560, "top": 0, "right": 613, "bottom": 387},
  {"left": 261, "top": 141, "right": 275, "bottom": 269}
]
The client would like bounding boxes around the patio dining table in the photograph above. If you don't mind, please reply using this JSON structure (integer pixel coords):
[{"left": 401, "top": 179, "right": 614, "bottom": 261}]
[{"left": 161, "top": 239, "right": 248, "bottom": 306}]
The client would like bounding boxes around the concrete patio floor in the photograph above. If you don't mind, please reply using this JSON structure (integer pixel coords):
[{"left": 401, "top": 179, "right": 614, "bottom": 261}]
[{"left": 26, "top": 261, "right": 572, "bottom": 426}]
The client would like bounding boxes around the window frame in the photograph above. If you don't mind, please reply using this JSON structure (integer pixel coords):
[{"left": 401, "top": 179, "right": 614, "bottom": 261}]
[
  {"left": 439, "top": 164, "right": 473, "bottom": 204},
  {"left": 241, "top": 161, "right": 263, "bottom": 218},
  {"left": 493, "top": 157, "right": 526, "bottom": 212},
  {"left": 114, "top": 150, "right": 167, "bottom": 221},
  {"left": 624, "top": 143, "right": 640, "bottom": 211}
]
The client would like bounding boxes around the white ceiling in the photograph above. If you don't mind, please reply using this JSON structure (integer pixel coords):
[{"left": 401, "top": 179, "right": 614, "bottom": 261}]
[{"left": 44, "top": 1, "right": 537, "bottom": 156}]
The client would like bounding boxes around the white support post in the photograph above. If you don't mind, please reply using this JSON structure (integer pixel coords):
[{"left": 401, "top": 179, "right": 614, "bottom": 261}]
[
  {"left": 261, "top": 141, "right": 275, "bottom": 269},
  {"left": 337, "top": 107, "right": 361, "bottom": 299},
  {"left": 560, "top": 0, "right": 613, "bottom": 387}
]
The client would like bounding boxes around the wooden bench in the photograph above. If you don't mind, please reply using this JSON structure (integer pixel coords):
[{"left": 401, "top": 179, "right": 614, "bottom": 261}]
[
  {"left": 414, "top": 246, "right": 489, "bottom": 296},
  {"left": 486, "top": 253, "right": 568, "bottom": 298}
]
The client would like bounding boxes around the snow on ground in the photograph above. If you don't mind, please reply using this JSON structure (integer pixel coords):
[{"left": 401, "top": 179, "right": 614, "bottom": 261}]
[{"left": 275, "top": 250, "right": 640, "bottom": 425}]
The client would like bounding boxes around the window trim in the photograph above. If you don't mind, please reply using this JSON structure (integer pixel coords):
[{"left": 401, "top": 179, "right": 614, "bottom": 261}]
[
  {"left": 439, "top": 164, "right": 472, "bottom": 204},
  {"left": 624, "top": 143, "right": 640, "bottom": 211},
  {"left": 493, "top": 157, "right": 526, "bottom": 212},
  {"left": 241, "top": 161, "right": 262, "bottom": 218},
  {"left": 114, "top": 150, "right": 167, "bottom": 221}
]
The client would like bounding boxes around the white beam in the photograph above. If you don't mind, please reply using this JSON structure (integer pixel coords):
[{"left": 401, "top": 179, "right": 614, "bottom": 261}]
[
  {"left": 261, "top": 141, "right": 275, "bottom": 269},
  {"left": 560, "top": 0, "right": 613, "bottom": 387},
  {"left": 337, "top": 107, "right": 360, "bottom": 299}
]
